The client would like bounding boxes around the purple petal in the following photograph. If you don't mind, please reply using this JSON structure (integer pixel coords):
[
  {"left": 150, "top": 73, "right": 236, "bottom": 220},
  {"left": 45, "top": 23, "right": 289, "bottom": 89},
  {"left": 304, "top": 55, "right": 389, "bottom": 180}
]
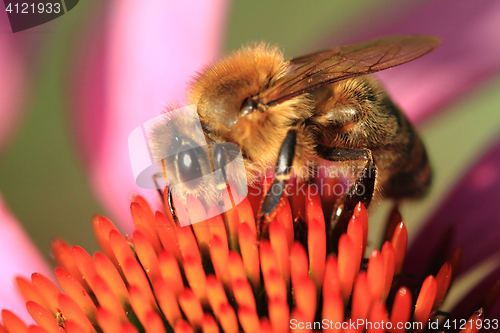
[
  {"left": 0, "top": 12, "right": 28, "bottom": 153},
  {"left": 0, "top": 194, "right": 52, "bottom": 323},
  {"left": 318, "top": 0, "right": 500, "bottom": 124},
  {"left": 71, "top": 0, "right": 229, "bottom": 232},
  {"left": 404, "top": 137, "right": 500, "bottom": 283},
  {"left": 451, "top": 265, "right": 500, "bottom": 323}
]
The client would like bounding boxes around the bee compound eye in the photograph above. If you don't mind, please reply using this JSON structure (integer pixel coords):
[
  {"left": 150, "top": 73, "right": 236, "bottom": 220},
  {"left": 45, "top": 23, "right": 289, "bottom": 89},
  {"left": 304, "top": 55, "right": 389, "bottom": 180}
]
[{"left": 176, "top": 147, "right": 204, "bottom": 185}]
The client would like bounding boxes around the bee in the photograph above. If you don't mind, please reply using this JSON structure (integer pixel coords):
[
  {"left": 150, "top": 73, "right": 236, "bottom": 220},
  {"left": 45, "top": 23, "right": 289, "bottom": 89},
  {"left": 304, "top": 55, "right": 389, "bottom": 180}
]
[{"left": 149, "top": 35, "right": 440, "bottom": 239}]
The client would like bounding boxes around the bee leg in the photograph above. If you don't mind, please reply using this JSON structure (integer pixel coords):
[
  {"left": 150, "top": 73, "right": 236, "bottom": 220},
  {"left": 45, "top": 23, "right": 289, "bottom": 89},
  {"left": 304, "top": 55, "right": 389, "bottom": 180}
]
[
  {"left": 259, "top": 129, "right": 297, "bottom": 236},
  {"left": 315, "top": 146, "right": 377, "bottom": 251},
  {"left": 167, "top": 186, "right": 179, "bottom": 223},
  {"left": 152, "top": 172, "right": 179, "bottom": 223}
]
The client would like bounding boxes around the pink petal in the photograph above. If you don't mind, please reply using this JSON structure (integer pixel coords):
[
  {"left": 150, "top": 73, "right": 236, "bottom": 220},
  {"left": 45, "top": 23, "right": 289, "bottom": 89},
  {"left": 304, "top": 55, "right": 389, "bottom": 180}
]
[
  {"left": 0, "top": 12, "right": 28, "bottom": 153},
  {"left": 405, "top": 137, "right": 500, "bottom": 283},
  {"left": 317, "top": 0, "right": 500, "bottom": 124},
  {"left": 0, "top": 193, "right": 52, "bottom": 323},
  {"left": 71, "top": 0, "right": 229, "bottom": 232}
]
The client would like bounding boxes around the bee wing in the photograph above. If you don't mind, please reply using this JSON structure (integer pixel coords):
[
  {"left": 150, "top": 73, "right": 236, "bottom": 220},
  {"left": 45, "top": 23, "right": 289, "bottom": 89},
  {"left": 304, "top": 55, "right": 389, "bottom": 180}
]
[{"left": 261, "top": 35, "right": 441, "bottom": 106}]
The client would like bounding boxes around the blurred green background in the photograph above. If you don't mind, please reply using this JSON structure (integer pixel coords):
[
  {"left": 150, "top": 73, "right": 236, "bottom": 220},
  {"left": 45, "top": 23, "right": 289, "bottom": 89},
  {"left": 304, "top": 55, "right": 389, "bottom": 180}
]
[{"left": 0, "top": 0, "right": 499, "bottom": 265}]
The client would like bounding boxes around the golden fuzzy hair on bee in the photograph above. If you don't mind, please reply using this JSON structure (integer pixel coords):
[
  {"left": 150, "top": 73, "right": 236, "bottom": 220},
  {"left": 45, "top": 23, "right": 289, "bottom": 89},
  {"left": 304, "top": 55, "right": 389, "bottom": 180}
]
[{"left": 188, "top": 42, "right": 287, "bottom": 99}]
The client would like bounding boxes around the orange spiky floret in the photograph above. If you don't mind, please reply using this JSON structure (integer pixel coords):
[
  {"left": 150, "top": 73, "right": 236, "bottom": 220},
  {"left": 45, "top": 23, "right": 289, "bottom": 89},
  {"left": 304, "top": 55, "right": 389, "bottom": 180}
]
[{"left": 1, "top": 185, "right": 487, "bottom": 332}]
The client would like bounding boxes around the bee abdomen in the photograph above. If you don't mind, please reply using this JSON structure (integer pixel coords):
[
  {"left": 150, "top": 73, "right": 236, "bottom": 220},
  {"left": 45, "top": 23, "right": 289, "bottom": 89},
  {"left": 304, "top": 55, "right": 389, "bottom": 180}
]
[{"left": 382, "top": 132, "right": 432, "bottom": 199}]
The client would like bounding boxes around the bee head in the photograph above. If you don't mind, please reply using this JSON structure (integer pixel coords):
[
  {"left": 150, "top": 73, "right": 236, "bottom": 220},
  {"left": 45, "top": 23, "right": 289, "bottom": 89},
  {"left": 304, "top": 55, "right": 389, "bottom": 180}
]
[{"left": 187, "top": 43, "right": 286, "bottom": 130}]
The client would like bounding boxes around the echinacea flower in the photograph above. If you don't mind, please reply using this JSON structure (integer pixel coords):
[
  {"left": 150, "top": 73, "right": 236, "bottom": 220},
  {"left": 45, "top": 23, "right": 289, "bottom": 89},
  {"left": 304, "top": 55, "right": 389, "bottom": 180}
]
[{"left": 0, "top": 185, "right": 491, "bottom": 333}]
